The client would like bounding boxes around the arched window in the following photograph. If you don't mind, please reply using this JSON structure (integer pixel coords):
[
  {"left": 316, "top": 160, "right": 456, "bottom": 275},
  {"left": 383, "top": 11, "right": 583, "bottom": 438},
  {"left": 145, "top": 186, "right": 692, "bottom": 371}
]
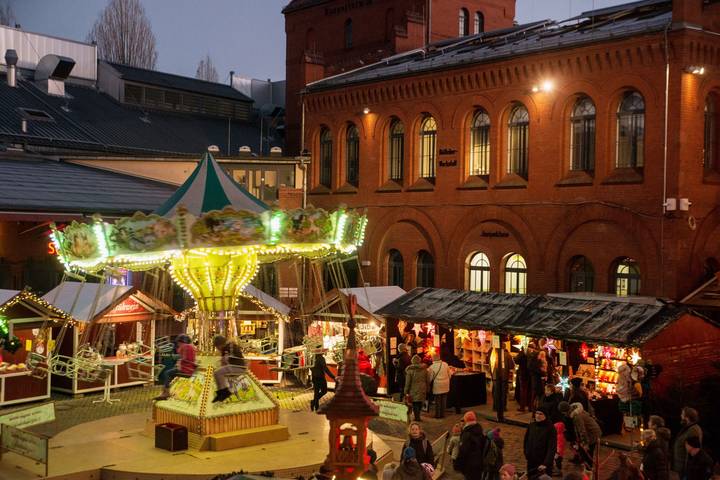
[
  {"left": 704, "top": 95, "right": 718, "bottom": 173},
  {"left": 474, "top": 11, "right": 484, "bottom": 34},
  {"left": 616, "top": 91, "right": 645, "bottom": 168},
  {"left": 388, "top": 249, "right": 404, "bottom": 287},
  {"left": 570, "top": 97, "right": 596, "bottom": 172},
  {"left": 319, "top": 127, "right": 332, "bottom": 188},
  {"left": 508, "top": 104, "right": 529, "bottom": 178},
  {"left": 615, "top": 258, "right": 641, "bottom": 296},
  {"left": 346, "top": 123, "right": 359, "bottom": 186},
  {"left": 389, "top": 119, "right": 404, "bottom": 182},
  {"left": 419, "top": 116, "right": 437, "bottom": 179},
  {"left": 469, "top": 109, "right": 491, "bottom": 176},
  {"left": 459, "top": 8, "right": 469, "bottom": 36},
  {"left": 568, "top": 256, "right": 594, "bottom": 292},
  {"left": 344, "top": 18, "right": 353, "bottom": 49},
  {"left": 416, "top": 250, "right": 434, "bottom": 288},
  {"left": 505, "top": 254, "right": 527, "bottom": 294},
  {"left": 468, "top": 252, "right": 490, "bottom": 292},
  {"left": 305, "top": 28, "right": 317, "bottom": 52}
]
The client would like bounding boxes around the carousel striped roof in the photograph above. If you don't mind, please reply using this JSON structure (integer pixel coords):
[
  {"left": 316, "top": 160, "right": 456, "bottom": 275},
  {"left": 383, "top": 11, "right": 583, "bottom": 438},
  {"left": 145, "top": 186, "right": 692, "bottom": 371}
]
[{"left": 155, "top": 152, "right": 268, "bottom": 217}]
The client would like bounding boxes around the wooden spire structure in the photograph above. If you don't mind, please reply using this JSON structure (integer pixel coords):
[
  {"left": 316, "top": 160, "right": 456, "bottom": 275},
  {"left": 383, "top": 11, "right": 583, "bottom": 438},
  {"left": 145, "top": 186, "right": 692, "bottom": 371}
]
[{"left": 319, "top": 294, "right": 379, "bottom": 479}]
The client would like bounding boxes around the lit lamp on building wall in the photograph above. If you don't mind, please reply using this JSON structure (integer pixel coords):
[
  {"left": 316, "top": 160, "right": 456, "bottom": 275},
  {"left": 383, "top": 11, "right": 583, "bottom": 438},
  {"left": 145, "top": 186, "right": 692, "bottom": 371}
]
[
  {"left": 531, "top": 80, "right": 554, "bottom": 93},
  {"left": 362, "top": 107, "right": 371, "bottom": 115},
  {"left": 685, "top": 65, "right": 706, "bottom": 75}
]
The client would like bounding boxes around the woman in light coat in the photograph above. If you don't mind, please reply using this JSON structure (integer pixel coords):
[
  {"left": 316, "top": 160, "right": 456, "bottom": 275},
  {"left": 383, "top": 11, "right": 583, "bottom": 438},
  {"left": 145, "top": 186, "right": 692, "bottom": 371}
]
[{"left": 428, "top": 353, "right": 451, "bottom": 418}]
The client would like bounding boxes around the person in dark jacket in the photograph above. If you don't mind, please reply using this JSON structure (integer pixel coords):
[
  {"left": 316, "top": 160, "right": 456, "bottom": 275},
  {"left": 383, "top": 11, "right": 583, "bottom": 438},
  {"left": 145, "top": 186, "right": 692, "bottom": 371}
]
[
  {"left": 455, "top": 411, "right": 487, "bottom": 480},
  {"left": 540, "top": 384, "right": 564, "bottom": 424},
  {"left": 403, "top": 422, "right": 435, "bottom": 468},
  {"left": 404, "top": 355, "right": 429, "bottom": 422},
  {"left": 565, "top": 377, "right": 590, "bottom": 413},
  {"left": 641, "top": 429, "right": 669, "bottom": 480},
  {"left": 514, "top": 348, "right": 532, "bottom": 412},
  {"left": 310, "top": 349, "right": 335, "bottom": 411},
  {"left": 392, "top": 447, "right": 427, "bottom": 480},
  {"left": 523, "top": 408, "right": 557, "bottom": 477},
  {"left": 394, "top": 344, "right": 412, "bottom": 398},
  {"left": 672, "top": 407, "right": 703, "bottom": 478},
  {"left": 684, "top": 436, "right": 713, "bottom": 480}
]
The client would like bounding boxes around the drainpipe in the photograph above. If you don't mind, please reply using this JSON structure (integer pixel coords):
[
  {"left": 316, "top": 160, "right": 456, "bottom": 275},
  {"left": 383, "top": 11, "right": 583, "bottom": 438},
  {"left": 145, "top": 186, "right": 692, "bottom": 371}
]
[{"left": 661, "top": 22, "right": 671, "bottom": 296}]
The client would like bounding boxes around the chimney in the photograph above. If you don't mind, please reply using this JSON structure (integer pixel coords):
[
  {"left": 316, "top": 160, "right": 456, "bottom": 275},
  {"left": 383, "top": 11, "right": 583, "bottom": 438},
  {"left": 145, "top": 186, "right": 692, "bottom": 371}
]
[
  {"left": 5, "top": 49, "right": 18, "bottom": 88},
  {"left": 21, "top": 119, "right": 27, "bottom": 133},
  {"left": 672, "top": 0, "right": 703, "bottom": 26}
]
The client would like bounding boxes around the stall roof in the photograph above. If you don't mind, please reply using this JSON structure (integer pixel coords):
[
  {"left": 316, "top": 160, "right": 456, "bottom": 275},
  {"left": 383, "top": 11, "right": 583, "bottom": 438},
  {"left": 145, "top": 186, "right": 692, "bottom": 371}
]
[
  {"left": 43, "top": 282, "right": 135, "bottom": 322},
  {"left": 242, "top": 285, "right": 290, "bottom": 316},
  {"left": 0, "top": 289, "right": 20, "bottom": 307},
  {"left": 309, "top": 286, "right": 407, "bottom": 321},
  {"left": 0, "top": 289, "right": 73, "bottom": 321},
  {"left": 376, "top": 288, "right": 690, "bottom": 346},
  {"left": 680, "top": 274, "right": 720, "bottom": 310},
  {"left": 340, "top": 287, "right": 407, "bottom": 314}
]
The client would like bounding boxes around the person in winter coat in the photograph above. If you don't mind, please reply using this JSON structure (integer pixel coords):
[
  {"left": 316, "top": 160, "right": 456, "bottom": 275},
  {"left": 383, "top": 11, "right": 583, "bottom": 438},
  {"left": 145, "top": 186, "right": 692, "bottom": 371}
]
[
  {"left": 514, "top": 348, "right": 532, "bottom": 412},
  {"left": 641, "top": 429, "right": 669, "bottom": 480},
  {"left": 447, "top": 422, "right": 462, "bottom": 462},
  {"left": 684, "top": 436, "right": 713, "bottom": 480},
  {"left": 490, "top": 343, "right": 515, "bottom": 414},
  {"left": 524, "top": 408, "right": 558, "bottom": 477},
  {"left": 672, "top": 407, "right": 703, "bottom": 478},
  {"left": 394, "top": 344, "right": 412, "bottom": 399},
  {"left": 403, "top": 422, "right": 435, "bottom": 468},
  {"left": 311, "top": 349, "right": 336, "bottom": 411},
  {"left": 392, "top": 447, "right": 428, "bottom": 480},
  {"left": 569, "top": 402, "right": 602, "bottom": 467},
  {"left": 554, "top": 421, "right": 566, "bottom": 473},
  {"left": 609, "top": 454, "right": 644, "bottom": 480},
  {"left": 565, "top": 378, "right": 590, "bottom": 413},
  {"left": 404, "top": 355, "right": 429, "bottom": 422},
  {"left": 541, "top": 383, "right": 564, "bottom": 424},
  {"left": 486, "top": 427, "right": 506, "bottom": 480},
  {"left": 648, "top": 415, "right": 671, "bottom": 452},
  {"left": 428, "top": 353, "right": 451, "bottom": 418},
  {"left": 455, "top": 411, "right": 487, "bottom": 480}
]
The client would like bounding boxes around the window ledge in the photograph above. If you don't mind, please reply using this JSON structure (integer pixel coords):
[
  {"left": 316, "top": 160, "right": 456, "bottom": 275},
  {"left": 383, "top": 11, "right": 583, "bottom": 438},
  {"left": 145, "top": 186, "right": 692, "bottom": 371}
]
[
  {"left": 601, "top": 168, "right": 644, "bottom": 185},
  {"left": 335, "top": 183, "right": 358, "bottom": 194},
  {"left": 309, "top": 185, "right": 332, "bottom": 195},
  {"left": 556, "top": 171, "right": 594, "bottom": 187},
  {"left": 377, "top": 180, "right": 403, "bottom": 193},
  {"left": 458, "top": 176, "right": 489, "bottom": 190},
  {"left": 494, "top": 173, "right": 528, "bottom": 189},
  {"left": 703, "top": 171, "right": 720, "bottom": 185},
  {"left": 407, "top": 178, "right": 435, "bottom": 192}
]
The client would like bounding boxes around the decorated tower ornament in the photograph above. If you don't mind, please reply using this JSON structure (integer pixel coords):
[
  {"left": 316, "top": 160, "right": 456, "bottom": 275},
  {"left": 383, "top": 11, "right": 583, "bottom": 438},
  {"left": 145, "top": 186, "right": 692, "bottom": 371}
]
[{"left": 319, "top": 294, "right": 379, "bottom": 479}]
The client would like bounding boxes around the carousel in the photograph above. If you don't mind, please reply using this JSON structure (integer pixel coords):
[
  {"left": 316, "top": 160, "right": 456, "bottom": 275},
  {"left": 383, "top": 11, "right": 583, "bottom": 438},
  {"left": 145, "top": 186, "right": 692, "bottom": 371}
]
[{"left": 47, "top": 152, "right": 368, "bottom": 448}]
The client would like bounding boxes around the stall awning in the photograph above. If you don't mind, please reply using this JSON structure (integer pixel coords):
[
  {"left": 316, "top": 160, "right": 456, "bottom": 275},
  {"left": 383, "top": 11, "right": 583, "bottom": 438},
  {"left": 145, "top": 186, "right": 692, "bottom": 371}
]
[
  {"left": 309, "top": 286, "right": 407, "bottom": 322},
  {"left": 0, "top": 289, "right": 20, "bottom": 307},
  {"left": 376, "top": 288, "right": 687, "bottom": 347},
  {"left": 0, "top": 289, "right": 73, "bottom": 322},
  {"left": 242, "top": 285, "right": 290, "bottom": 317}
]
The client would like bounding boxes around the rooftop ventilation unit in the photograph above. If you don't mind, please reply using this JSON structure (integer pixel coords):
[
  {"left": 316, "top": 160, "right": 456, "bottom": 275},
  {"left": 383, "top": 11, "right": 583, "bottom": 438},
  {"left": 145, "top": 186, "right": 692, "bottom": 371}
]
[
  {"left": 4, "top": 49, "right": 18, "bottom": 87},
  {"left": 207, "top": 145, "right": 220, "bottom": 153},
  {"left": 34, "top": 54, "right": 75, "bottom": 96},
  {"left": 270, "top": 146, "right": 282, "bottom": 157}
]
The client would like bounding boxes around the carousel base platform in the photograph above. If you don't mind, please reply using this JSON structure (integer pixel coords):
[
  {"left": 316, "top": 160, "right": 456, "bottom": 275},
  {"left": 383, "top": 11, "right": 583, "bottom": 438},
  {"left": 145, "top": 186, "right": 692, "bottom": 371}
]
[{"left": 1, "top": 410, "right": 390, "bottom": 480}]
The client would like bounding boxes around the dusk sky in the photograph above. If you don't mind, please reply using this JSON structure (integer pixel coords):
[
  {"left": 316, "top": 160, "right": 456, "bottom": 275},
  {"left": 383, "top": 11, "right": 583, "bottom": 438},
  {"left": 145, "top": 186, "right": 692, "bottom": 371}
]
[{"left": 11, "top": 0, "right": 631, "bottom": 82}]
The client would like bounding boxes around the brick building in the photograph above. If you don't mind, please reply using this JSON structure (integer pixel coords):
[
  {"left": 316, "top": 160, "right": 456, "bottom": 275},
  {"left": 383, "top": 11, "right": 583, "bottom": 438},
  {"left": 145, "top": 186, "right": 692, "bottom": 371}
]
[{"left": 299, "top": 0, "right": 720, "bottom": 301}]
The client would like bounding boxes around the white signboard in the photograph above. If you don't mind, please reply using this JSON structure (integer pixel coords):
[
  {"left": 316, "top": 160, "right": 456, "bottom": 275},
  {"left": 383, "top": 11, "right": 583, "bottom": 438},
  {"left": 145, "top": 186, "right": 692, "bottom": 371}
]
[
  {"left": 1, "top": 424, "right": 48, "bottom": 464},
  {"left": 377, "top": 399, "right": 408, "bottom": 423},
  {"left": 0, "top": 402, "right": 55, "bottom": 429}
]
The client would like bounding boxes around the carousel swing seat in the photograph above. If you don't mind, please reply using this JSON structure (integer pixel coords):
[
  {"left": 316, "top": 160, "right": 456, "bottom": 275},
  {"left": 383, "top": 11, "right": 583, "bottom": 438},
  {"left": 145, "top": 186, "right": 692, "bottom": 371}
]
[{"left": 49, "top": 354, "right": 77, "bottom": 378}]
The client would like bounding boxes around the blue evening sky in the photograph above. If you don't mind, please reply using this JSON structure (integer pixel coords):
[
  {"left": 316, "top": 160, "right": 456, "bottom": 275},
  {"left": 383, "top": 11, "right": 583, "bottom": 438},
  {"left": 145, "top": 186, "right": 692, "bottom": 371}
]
[{"left": 10, "top": 0, "right": 630, "bottom": 82}]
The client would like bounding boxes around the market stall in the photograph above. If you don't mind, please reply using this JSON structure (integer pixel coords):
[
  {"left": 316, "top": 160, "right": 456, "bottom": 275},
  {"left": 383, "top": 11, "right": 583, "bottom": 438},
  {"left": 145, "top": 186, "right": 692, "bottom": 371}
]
[
  {"left": 0, "top": 289, "right": 72, "bottom": 406},
  {"left": 308, "top": 286, "right": 405, "bottom": 394},
  {"left": 42, "top": 281, "right": 175, "bottom": 395}
]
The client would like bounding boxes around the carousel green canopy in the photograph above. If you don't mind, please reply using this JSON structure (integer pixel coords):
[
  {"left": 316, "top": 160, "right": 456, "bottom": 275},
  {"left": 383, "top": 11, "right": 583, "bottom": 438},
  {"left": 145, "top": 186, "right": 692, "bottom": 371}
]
[{"left": 50, "top": 153, "right": 367, "bottom": 313}]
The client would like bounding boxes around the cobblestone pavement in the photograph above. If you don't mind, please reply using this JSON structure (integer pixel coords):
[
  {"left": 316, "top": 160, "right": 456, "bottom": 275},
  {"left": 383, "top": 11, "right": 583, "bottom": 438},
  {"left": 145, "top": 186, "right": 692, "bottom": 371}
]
[{"left": 3, "top": 385, "right": 640, "bottom": 480}]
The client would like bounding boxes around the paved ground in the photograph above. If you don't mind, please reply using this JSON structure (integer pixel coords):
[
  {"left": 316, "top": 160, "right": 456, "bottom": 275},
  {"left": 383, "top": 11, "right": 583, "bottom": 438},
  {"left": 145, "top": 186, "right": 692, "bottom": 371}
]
[{"left": 3, "top": 385, "right": 641, "bottom": 480}]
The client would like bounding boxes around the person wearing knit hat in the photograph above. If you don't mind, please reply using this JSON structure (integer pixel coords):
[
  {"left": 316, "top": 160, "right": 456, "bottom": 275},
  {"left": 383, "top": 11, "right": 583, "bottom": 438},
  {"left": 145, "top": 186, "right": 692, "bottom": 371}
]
[
  {"left": 463, "top": 410, "right": 477, "bottom": 424},
  {"left": 499, "top": 464, "right": 517, "bottom": 480},
  {"left": 404, "top": 354, "right": 429, "bottom": 422},
  {"left": 558, "top": 401, "right": 571, "bottom": 416},
  {"left": 391, "top": 447, "right": 425, "bottom": 480},
  {"left": 524, "top": 407, "right": 557, "bottom": 476},
  {"left": 455, "top": 410, "right": 487, "bottom": 480}
]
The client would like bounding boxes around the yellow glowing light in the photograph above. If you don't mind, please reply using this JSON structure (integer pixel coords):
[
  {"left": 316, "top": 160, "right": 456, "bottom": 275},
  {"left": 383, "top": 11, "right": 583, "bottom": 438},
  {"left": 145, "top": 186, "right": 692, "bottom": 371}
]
[
  {"left": 456, "top": 329, "right": 471, "bottom": 342},
  {"left": 630, "top": 350, "right": 641, "bottom": 365}
]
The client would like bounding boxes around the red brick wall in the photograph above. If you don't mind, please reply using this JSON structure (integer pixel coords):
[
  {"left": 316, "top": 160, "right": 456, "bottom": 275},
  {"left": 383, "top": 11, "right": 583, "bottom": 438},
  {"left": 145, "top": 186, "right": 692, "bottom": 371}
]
[{"left": 302, "top": 25, "right": 720, "bottom": 300}]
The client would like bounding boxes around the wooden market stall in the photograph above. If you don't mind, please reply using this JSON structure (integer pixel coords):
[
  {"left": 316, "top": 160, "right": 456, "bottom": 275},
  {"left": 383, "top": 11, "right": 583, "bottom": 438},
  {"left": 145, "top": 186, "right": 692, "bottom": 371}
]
[
  {"left": 308, "top": 286, "right": 406, "bottom": 394},
  {"left": 0, "top": 289, "right": 71, "bottom": 406},
  {"left": 42, "top": 281, "right": 175, "bottom": 395}
]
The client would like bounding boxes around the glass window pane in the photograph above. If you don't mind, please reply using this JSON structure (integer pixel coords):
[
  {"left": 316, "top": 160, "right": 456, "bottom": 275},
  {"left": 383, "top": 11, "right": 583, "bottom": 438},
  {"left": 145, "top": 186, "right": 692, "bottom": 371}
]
[
  {"left": 389, "top": 120, "right": 404, "bottom": 181},
  {"left": 469, "top": 252, "right": 490, "bottom": 292},
  {"left": 470, "top": 111, "right": 491, "bottom": 176},
  {"left": 346, "top": 124, "right": 359, "bottom": 186},
  {"left": 320, "top": 128, "right": 333, "bottom": 187},
  {"left": 570, "top": 97, "right": 596, "bottom": 172},
  {"left": 508, "top": 106, "right": 529, "bottom": 178},
  {"left": 420, "top": 117, "right": 437, "bottom": 179},
  {"left": 615, "top": 259, "right": 640, "bottom": 296},
  {"left": 616, "top": 92, "right": 645, "bottom": 168},
  {"left": 504, "top": 254, "right": 527, "bottom": 294}
]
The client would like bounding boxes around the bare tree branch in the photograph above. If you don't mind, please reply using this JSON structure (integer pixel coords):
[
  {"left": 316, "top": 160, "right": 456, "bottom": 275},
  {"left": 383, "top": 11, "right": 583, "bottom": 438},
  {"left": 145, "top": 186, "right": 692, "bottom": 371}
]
[
  {"left": 0, "top": 1, "right": 16, "bottom": 27},
  {"left": 195, "top": 53, "right": 219, "bottom": 83},
  {"left": 86, "top": 0, "right": 158, "bottom": 69}
]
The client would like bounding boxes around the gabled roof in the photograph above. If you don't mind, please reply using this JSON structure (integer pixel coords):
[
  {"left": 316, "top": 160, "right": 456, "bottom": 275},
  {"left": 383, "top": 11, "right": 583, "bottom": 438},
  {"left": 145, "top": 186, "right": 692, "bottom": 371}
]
[
  {"left": 0, "top": 289, "right": 20, "bottom": 307},
  {"left": 154, "top": 152, "right": 267, "bottom": 216},
  {"left": 680, "top": 274, "right": 720, "bottom": 310},
  {"left": 0, "top": 155, "right": 177, "bottom": 215},
  {"left": 43, "top": 282, "right": 135, "bottom": 323},
  {"left": 107, "top": 62, "right": 253, "bottom": 103},
  {"left": 242, "top": 284, "right": 291, "bottom": 316},
  {"left": 306, "top": 0, "right": 672, "bottom": 92},
  {"left": 340, "top": 287, "right": 407, "bottom": 314},
  {"left": 376, "top": 288, "right": 693, "bottom": 347}
]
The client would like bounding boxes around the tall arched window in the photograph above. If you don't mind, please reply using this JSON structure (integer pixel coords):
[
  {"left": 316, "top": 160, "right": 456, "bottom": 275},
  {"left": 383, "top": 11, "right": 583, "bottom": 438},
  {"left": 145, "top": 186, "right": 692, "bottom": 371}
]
[
  {"left": 469, "top": 252, "right": 490, "bottom": 292},
  {"left": 616, "top": 91, "right": 645, "bottom": 168},
  {"left": 508, "top": 104, "right": 529, "bottom": 178},
  {"left": 474, "top": 12, "right": 484, "bottom": 34},
  {"left": 505, "top": 254, "right": 527, "bottom": 294},
  {"left": 319, "top": 127, "right": 332, "bottom": 188},
  {"left": 389, "top": 119, "right": 404, "bottom": 182},
  {"left": 570, "top": 97, "right": 596, "bottom": 172},
  {"left": 469, "top": 110, "right": 491, "bottom": 176},
  {"left": 344, "top": 18, "right": 353, "bottom": 49},
  {"left": 346, "top": 123, "right": 359, "bottom": 186},
  {"left": 704, "top": 95, "right": 718, "bottom": 173},
  {"left": 615, "top": 258, "right": 641, "bottom": 296},
  {"left": 459, "top": 8, "right": 469, "bottom": 36},
  {"left": 419, "top": 116, "right": 437, "bottom": 179},
  {"left": 416, "top": 250, "right": 434, "bottom": 288},
  {"left": 388, "top": 249, "right": 403, "bottom": 287},
  {"left": 568, "top": 256, "right": 594, "bottom": 292}
]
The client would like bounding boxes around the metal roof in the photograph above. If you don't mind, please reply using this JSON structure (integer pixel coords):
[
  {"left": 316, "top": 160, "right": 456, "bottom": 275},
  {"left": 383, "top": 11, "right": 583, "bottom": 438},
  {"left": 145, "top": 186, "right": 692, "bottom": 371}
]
[
  {"left": 306, "top": 0, "right": 672, "bottom": 91},
  {"left": 0, "top": 155, "right": 177, "bottom": 215},
  {"left": 242, "top": 285, "right": 290, "bottom": 316},
  {"left": 339, "top": 286, "right": 407, "bottom": 314},
  {"left": 0, "top": 289, "right": 20, "bottom": 307},
  {"left": 376, "top": 288, "right": 692, "bottom": 347},
  {"left": 0, "top": 76, "right": 274, "bottom": 156},
  {"left": 107, "top": 62, "right": 253, "bottom": 103},
  {"left": 43, "top": 282, "right": 134, "bottom": 323}
]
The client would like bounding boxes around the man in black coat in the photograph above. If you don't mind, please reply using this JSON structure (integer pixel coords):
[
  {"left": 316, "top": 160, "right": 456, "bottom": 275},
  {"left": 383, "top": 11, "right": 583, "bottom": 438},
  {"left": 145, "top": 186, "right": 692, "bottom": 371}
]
[
  {"left": 454, "top": 411, "right": 487, "bottom": 480},
  {"left": 524, "top": 408, "right": 557, "bottom": 478},
  {"left": 684, "top": 436, "right": 713, "bottom": 480},
  {"left": 310, "top": 350, "right": 335, "bottom": 411}
]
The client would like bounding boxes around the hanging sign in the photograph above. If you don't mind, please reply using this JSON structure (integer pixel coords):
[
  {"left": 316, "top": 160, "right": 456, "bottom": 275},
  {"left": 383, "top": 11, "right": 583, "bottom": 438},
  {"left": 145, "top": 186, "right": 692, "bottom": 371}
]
[
  {"left": 0, "top": 402, "right": 55, "bottom": 429},
  {"left": 108, "top": 297, "right": 150, "bottom": 316},
  {"left": 492, "top": 335, "right": 501, "bottom": 349},
  {"left": 559, "top": 351, "right": 567, "bottom": 366},
  {"left": 376, "top": 399, "right": 408, "bottom": 423}
]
